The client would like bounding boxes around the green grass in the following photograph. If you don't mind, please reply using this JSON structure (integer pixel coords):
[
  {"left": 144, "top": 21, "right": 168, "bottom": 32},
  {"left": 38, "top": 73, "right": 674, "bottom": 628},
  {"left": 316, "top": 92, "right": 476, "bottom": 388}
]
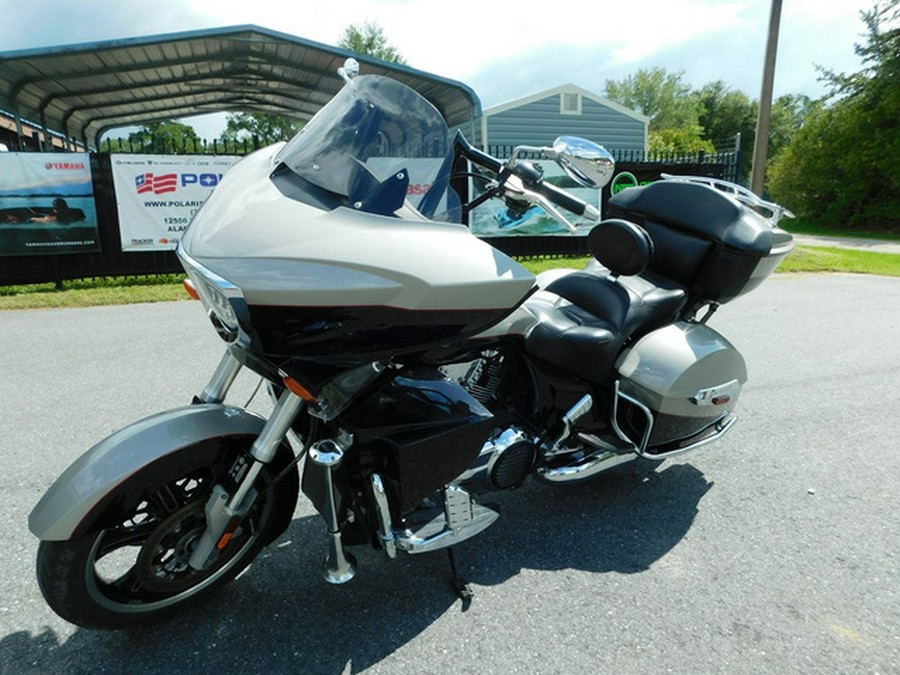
[
  {"left": 519, "top": 246, "right": 900, "bottom": 278},
  {"left": 0, "top": 275, "right": 188, "bottom": 310},
  {"left": 1, "top": 245, "right": 898, "bottom": 311},
  {"left": 520, "top": 255, "right": 592, "bottom": 275},
  {"left": 777, "top": 246, "right": 900, "bottom": 276},
  {"left": 784, "top": 218, "right": 900, "bottom": 241}
]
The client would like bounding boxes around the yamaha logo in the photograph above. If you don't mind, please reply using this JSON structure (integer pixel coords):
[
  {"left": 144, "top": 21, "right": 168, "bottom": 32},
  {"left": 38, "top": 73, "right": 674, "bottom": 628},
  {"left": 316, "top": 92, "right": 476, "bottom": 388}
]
[{"left": 44, "top": 161, "right": 87, "bottom": 171}]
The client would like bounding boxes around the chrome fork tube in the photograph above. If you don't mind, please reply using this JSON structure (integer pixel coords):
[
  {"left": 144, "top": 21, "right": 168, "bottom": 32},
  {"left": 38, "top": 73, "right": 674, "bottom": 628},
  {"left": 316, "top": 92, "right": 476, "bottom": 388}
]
[
  {"left": 228, "top": 388, "right": 306, "bottom": 508},
  {"left": 188, "top": 388, "right": 305, "bottom": 571},
  {"left": 198, "top": 349, "right": 243, "bottom": 404}
]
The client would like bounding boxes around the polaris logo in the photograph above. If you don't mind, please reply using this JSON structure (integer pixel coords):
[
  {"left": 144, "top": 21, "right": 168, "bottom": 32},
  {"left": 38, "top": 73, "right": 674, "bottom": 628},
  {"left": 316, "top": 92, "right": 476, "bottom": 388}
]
[
  {"left": 135, "top": 172, "right": 225, "bottom": 195},
  {"left": 181, "top": 173, "right": 224, "bottom": 188}
]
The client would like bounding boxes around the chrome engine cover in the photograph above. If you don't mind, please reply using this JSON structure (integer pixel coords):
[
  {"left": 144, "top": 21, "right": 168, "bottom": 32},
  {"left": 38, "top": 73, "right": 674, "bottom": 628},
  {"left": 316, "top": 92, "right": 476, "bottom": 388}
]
[{"left": 455, "top": 427, "right": 536, "bottom": 493}]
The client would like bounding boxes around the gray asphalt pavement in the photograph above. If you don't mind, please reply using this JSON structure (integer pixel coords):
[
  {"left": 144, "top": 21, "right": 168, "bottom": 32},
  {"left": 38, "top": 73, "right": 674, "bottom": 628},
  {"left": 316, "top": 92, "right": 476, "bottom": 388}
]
[{"left": 1, "top": 273, "right": 899, "bottom": 674}]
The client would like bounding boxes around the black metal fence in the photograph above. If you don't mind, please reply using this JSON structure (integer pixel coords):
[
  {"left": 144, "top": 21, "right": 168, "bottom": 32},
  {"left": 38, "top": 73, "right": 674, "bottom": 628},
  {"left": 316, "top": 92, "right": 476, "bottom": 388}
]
[
  {"left": 99, "top": 136, "right": 263, "bottom": 156},
  {"left": 1, "top": 148, "right": 739, "bottom": 287}
]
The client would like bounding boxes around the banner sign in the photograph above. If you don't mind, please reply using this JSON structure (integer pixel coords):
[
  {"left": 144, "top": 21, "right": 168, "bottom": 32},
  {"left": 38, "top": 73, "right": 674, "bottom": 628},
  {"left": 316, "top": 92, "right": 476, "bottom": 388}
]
[
  {"left": 470, "top": 160, "right": 602, "bottom": 237},
  {"left": 111, "top": 154, "right": 240, "bottom": 251},
  {"left": 0, "top": 153, "right": 100, "bottom": 257}
]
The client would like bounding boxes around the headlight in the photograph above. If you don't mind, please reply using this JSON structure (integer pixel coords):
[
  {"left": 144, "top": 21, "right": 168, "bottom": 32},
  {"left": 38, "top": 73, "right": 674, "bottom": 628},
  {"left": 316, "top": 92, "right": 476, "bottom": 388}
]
[
  {"left": 178, "top": 245, "right": 247, "bottom": 344},
  {"left": 187, "top": 268, "right": 240, "bottom": 331}
]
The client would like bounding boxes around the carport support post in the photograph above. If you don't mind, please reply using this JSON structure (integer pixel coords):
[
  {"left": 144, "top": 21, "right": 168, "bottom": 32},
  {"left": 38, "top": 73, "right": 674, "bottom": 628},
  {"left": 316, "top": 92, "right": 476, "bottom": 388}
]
[
  {"left": 40, "top": 111, "right": 55, "bottom": 152},
  {"left": 15, "top": 108, "right": 25, "bottom": 151},
  {"left": 750, "top": 0, "right": 783, "bottom": 196}
]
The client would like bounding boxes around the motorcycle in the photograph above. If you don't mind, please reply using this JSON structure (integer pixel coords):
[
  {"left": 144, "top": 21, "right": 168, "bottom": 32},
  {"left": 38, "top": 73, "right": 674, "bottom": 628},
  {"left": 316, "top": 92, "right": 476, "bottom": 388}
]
[{"left": 29, "top": 60, "right": 794, "bottom": 629}]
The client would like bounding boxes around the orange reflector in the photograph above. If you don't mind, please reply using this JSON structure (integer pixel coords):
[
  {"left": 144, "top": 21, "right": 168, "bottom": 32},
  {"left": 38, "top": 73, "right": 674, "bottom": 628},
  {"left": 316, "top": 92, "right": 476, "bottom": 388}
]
[
  {"left": 217, "top": 516, "right": 243, "bottom": 550},
  {"left": 183, "top": 278, "right": 200, "bottom": 300},
  {"left": 282, "top": 375, "right": 318, "bottom": 403}
]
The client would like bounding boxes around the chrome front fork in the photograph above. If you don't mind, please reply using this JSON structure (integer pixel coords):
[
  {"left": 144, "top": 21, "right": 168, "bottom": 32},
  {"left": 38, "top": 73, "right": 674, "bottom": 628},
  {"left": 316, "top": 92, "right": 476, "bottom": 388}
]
[
  {"left": 197, "top": 349, "right": 243, "bottom": 404},
  {"left": 190, "top": 350, "right": 307, "bottom": 570}
]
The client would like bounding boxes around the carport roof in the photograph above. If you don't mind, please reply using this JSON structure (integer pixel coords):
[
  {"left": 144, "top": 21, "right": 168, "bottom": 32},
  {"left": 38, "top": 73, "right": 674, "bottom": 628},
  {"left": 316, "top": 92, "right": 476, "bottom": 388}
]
[{"left": 0, "top": 24, "right": 481, "bottom": 147}]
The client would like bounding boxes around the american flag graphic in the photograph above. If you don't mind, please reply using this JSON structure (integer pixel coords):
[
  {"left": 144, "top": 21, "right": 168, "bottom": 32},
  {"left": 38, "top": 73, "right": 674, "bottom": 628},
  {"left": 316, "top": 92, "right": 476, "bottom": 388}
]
[{"left": 135, "top": 172, "right": 178, "bottom": 195}]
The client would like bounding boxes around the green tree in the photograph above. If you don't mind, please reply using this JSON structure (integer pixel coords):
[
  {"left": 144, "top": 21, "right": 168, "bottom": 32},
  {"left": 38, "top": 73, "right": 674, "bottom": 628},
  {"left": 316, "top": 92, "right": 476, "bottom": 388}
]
[
  {"left": 604, "top": 67, "right": 712, "bottom": 155},
  {"left": 338, "top": 21, "right": 407, "bottom": 64},
  {"left": 649, "top": 126, "right": 716, "bottom": 155},
  {"left": 768, "top": 0, "right": 899, "bottom": 231},
  {"left": 694, "top": 83, "right": 813, "bottom": 183},
  {"left": 695, "top": 81, "right": 756, "bottom": 179},
  {"left": 128, "top": 120, "right": 201, "bottom": 153},
  {"left": 768, "top": 94, "right": 816, "bottom": 163},
  {"left": 221, "top": 112, "right": 301, "bottom": 145}
]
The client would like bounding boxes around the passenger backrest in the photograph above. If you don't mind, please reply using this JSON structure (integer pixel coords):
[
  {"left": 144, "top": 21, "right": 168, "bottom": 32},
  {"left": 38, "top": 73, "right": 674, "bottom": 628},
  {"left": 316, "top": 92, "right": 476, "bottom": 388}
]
[{"left": 587, "top": 218, "right": 653, "bottom": 278}]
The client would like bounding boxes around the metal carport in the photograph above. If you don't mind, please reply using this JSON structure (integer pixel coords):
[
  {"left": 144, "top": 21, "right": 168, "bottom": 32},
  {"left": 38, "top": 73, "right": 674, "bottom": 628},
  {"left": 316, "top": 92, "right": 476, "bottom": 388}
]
[{"left": 0, "top": 24, "right": 481, "bottom": 150}]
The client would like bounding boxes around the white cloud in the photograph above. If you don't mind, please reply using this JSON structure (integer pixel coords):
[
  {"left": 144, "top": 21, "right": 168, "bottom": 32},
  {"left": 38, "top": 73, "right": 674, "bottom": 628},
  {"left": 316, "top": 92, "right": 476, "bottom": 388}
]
[{"left": 0, "top": 0, "right": 881, "bottom": 136}]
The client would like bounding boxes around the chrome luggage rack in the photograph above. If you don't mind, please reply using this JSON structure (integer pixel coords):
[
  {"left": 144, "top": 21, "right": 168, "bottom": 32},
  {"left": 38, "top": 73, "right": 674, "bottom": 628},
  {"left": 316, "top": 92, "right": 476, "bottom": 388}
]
[{"left": 660, "top": 174, "right": 795, "bottom": 228}]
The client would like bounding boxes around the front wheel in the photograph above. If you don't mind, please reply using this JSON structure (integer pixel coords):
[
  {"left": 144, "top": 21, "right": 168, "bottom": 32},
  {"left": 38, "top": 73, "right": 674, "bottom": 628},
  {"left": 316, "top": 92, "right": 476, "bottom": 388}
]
[{"left": 36, "top": 437, "right": 292, "bottom": 629}]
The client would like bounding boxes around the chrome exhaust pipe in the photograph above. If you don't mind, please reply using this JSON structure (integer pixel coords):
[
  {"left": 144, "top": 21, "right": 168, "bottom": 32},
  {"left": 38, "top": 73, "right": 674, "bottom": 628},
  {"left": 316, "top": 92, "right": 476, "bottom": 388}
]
[
  {"left": 309, "top": 439, "right": 357, "bottom": 584},
  {"left": 536, "top": 448, "right": 635, "bottom": 483}
]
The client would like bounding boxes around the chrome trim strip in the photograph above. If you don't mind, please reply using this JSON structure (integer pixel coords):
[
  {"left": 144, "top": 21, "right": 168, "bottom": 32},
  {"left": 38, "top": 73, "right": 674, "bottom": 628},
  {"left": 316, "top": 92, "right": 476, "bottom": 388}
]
[
  {"left": 648, "top": 414, "right": 738, "bottom": 460},
  {"left": 612, "top": 379, "right": 738, "bottom": 460},
  {"left": 176, "top": 243, "right": 252, "bottom": 348}
]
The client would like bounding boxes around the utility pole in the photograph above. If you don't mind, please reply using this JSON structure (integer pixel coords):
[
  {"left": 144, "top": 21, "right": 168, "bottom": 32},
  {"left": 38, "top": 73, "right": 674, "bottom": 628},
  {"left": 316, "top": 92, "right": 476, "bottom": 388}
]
[{"left": 750, "top": 0, "right": 783, "bottom": 196}]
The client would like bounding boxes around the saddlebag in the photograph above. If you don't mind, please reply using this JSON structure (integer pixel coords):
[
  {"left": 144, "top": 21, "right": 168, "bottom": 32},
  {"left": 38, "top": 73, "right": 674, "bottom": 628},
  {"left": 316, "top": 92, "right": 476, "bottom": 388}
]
[{"left": 612, "top": 321, "right": 746, "bottom": 457}]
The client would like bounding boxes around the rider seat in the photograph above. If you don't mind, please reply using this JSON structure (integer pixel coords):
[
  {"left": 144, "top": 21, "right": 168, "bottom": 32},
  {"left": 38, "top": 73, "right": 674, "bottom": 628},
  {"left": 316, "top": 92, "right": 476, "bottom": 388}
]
[{"left": 524, "top": 219, "right": 687, "bottom": 383}]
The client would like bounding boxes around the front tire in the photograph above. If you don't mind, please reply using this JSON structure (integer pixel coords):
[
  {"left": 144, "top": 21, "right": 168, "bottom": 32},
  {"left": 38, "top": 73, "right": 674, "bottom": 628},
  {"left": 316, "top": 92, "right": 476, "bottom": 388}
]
[{"left": 36, "top": 437, "right": 292, "bottom": 629}]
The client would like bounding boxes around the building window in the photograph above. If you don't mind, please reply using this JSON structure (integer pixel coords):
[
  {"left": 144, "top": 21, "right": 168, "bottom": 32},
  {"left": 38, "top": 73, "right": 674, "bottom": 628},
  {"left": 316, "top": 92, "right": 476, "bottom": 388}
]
[{"left": 560, "top": 92, "right": 582, "bottom": 115}]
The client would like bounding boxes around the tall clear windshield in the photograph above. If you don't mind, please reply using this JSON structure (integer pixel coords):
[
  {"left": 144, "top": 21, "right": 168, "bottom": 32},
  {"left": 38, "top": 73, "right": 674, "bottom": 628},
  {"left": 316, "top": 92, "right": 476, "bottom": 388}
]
[{"left": 274, "top": 75, "right": 458, "bottom": 221}]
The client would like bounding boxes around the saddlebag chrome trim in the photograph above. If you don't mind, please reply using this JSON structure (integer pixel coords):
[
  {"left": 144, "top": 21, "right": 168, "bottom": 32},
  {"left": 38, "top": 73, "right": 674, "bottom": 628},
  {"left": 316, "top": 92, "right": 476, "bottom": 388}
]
[
  {"left": 611, "top": 380, "right": 655, "bottom": 456},
  {"left": 611, "top": 380, "right": 738, "bottom": 460}
]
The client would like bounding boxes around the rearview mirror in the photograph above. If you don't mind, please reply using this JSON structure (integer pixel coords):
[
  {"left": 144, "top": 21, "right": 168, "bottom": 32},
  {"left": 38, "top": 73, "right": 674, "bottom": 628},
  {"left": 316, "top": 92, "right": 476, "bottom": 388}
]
[{"left": 550, "top": 136, "right": 615, "bottom": 189}]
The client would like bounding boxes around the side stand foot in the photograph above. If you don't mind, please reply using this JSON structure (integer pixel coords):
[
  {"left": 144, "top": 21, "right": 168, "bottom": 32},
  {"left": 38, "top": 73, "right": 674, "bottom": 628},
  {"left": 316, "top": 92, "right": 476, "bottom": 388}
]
[{"left": 447, "top": 547, "right": 473, "bottom": 610}]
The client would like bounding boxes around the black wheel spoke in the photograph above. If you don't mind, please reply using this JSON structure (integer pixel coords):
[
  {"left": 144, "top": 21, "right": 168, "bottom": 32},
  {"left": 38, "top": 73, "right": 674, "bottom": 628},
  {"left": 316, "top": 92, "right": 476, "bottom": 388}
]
[{"left": 95, "top": 520, "right": 158, "bottom": 558}]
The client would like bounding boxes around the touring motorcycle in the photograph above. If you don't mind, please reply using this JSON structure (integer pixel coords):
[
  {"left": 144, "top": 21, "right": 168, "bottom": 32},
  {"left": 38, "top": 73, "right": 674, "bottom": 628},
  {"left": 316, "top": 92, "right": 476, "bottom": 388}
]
[{"left": 29, "top": 60, "right": 794, "bottom": 629}]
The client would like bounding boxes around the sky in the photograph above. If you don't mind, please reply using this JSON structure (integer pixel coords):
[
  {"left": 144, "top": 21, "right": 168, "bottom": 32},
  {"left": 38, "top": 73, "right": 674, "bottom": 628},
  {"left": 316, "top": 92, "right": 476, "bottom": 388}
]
[{"left": 0, "top": 0, "right": 878, "bottom": 138}]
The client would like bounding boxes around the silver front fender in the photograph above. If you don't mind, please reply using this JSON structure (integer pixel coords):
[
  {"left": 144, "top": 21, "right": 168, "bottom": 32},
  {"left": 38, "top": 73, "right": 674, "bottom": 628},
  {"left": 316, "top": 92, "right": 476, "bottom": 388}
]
[{"left": 29, "top": 404, "right": 270, "bottom": 541}]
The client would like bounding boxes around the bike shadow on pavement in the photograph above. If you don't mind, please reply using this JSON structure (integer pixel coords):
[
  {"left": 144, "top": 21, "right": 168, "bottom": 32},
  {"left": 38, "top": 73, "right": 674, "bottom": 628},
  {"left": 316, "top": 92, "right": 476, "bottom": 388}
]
[{"left": 0, "top": 460, "right": 711, "bottom": 675}]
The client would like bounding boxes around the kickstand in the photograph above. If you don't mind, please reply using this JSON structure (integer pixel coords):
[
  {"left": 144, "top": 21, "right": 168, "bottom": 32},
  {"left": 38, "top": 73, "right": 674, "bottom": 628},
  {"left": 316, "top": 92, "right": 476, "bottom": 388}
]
[{"left": 446, "top": 547, "right": 474, "bottom": 610}]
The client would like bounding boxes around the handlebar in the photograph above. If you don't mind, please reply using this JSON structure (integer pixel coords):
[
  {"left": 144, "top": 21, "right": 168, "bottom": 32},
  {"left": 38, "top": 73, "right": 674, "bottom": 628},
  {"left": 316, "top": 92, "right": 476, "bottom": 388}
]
[
  {"left": 453, "top": 132, "right": 601, "bottom": 230},
  {"left": 522, "top": 169, "right": 599, "bottom": 220}
]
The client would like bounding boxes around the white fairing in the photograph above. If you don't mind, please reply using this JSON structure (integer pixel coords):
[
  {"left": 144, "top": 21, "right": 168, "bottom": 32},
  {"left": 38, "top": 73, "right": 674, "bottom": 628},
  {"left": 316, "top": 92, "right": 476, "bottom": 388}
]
[
  {"left": 182, "top": 144, "right": 535, "bottom": 312},
  {"left": 181, "top": 74, "right": 536, "bottom": 317}
]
